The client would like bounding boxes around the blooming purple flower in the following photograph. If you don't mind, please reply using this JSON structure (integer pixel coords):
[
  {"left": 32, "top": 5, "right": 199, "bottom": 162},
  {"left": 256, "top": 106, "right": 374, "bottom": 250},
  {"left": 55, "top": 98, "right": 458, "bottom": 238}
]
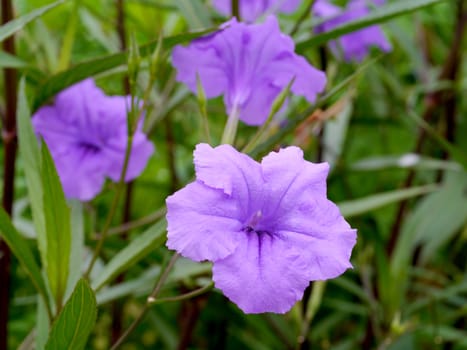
[
  {"left": 313, "top": 0, "right": 392, "bottom": 62},
  {"left": 172, "top": 16, "right": 326, "bottom": 126},
  {"left": 212, "top": 0, "right": 301, "bottom": 22},
  {"left": 166, "top": 143, "right": 356, "bottom": 314},
  {"left": 32, "top": 79, "right": 154, "bottom": 201}
]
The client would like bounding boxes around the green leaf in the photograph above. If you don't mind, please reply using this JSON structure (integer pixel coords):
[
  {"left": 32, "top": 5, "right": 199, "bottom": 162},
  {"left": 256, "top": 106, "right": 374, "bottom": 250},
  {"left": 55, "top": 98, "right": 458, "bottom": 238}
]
[
  {"left": 0, "top": 208, "right": 50, "bottom": 317},
  {"left": 250, "top": 55, "right": 381, "bottom": 159},
  {"left": 174, "top": 0, "right": 213, "bottom": 29},
  {"left": 391, "top": 175, "right": 466, "bottom": 276},
  {"left": 407, "top": 109, "right": 467, "bottom": 168},
  {"left": 33, "top": 28, "right": 216, "bottom": 110},
  {"left": 41, "top": 142, "right": 71, "bottom": 310},
  {"left": 17, "top": 78, "right": 47, "bottom": 270},
  {"left": 388, "top": 174, "right": 467, "bottom": 316},
  {"left": 350, "top": 154, "right": 463, "bottom": 172},
  {"left": 65, "top": 201, "right": 84, "bottom": 300},
  {"left": 402, "top": 172, "right": 467, "bottom": 264},
  {"left": 92, "top": 219, "right": 167, "bottom": 291},
  {"left": 45, "top": 279, "right": 97, "bottom": 350},
  {"left": 0, "top": 0, "right": 65, "bottom": 42},
  {"left": 297, "top": 0, "right": 448, "bottom": 52},
  {"left": 337, "top": 184, "right": 438, "bottom": 218},
  {"left": 323, "top": 96, "right": 353, "bottom": 168},
  {"left": 36, "top": 296, "right": 50, "bottom": 350},
  {"left": 79, "top": 8, "right": 118, "bottom": 52},
  {"left": 57, "top": 0, "right": 80, "bottom": 72},
  {"left": 0, "top": 51, "right": 28, "bottom": 68}
]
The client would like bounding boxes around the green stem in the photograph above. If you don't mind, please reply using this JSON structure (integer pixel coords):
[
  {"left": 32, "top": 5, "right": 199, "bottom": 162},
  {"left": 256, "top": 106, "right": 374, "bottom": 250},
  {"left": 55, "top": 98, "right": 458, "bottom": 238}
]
[
  {"left": 221, "top": 105, "right": 240, "bottom": 145},
  {"left": 289, "top": 0, "right": 316, "bottom": 36},
  {"left": 200, "top": 106, "right": 212, "bottom": 144},
  {"left": 98, "top": 207, "right": 166, "bottom": 238},
  {"left": 110, "top": 253, "right": 180, "bottom": 350},
  {"left": 148, "top": 281, "right": 214, "bottom": 305},
  {"left": 242, "top": 118, "right": 275, "bottom": 154},
  {"left": 84, "top": 107, "right": 137, "bottom": 279}
]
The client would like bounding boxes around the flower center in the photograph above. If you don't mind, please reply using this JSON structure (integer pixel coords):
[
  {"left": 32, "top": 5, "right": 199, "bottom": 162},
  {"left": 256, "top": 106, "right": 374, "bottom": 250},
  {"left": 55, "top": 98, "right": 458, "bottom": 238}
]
[
  {"left": 78, "top": 141, "right": 101, "bottom": 154},
  {"left": 243, "top": 210, "right": 271, "bottom": 236}
]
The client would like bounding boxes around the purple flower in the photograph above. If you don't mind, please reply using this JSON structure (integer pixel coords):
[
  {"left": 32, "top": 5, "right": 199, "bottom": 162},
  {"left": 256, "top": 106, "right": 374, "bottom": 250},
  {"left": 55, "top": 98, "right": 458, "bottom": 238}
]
[
  {"left": 172, "top": 16, "right": 326, "bottom": 126},
  {"left": 212, "top": 0, "right": 301, "bottom": 22},
  {"left": 166, "top": 143, "right": 356, "bottom": 314},
  {"left": 32, "top": 79, "right": 154, "bottom": 201},
  {"left": 313, "top": 0, "right": 392, "bottom": 62}
]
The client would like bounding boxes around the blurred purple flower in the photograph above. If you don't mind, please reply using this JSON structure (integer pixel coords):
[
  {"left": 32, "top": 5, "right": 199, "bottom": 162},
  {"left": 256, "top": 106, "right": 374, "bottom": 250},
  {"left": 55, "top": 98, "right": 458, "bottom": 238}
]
[
  {"left": 172, "top": 16, "right": 326, "bottom": 126},
  {"left": 313, "top": 0, "right": 392, "bottom": 62},
  {"left": 32, "top": 79, "right": 154, "bottom": 201},
  {"left": 212, "top": 0, "right": 301, "bottom": 22},
  {"left": 166, "top": 143, "right": 356, "bottom": 314}
]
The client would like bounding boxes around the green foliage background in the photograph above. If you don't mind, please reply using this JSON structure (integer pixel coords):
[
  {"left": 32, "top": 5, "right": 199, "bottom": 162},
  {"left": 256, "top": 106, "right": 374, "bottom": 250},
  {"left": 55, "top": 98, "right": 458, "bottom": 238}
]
[{"left": 0, "top": 0, "right": 466, "bottom": 349}]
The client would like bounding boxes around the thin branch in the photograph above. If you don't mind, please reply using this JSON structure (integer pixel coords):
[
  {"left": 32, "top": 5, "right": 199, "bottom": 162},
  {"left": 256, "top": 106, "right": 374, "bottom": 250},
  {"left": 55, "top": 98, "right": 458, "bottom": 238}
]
[{"left": 110, "top": 253, "right": 180, "bottom": 350}]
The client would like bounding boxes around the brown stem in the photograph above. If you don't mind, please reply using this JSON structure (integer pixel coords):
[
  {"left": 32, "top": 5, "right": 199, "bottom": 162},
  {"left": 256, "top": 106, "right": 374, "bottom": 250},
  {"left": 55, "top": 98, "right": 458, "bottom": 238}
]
[
  {"left": 387, "top": 1, "right": 467, "bottom": 256},
  {"left": 1, "top": 1, "right": 18, "bottom": 348}
]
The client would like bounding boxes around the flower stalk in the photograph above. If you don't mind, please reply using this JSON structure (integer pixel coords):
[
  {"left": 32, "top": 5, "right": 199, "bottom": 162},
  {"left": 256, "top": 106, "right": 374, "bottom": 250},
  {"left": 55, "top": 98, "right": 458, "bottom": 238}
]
[
  {"left": 231, "top": 0, "right": 241, "bottom": 19},
  {"left": 221, "top": 104, "right": 240, "bottom": 145}
]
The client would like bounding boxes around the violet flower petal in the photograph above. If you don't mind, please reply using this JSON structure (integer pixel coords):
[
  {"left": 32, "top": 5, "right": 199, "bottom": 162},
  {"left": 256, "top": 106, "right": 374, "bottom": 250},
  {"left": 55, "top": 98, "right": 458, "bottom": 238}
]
[
  {"left": 313, "top": 0, "right": 391, "bottom": 62},
  {"left": 166, "top": 143, "right": 357, "bottom": 314},
  {"left": 212, "top": 0, "right": 301, "bottom": 22},
  {"left": 166, "top": 181, "right": 243, "bottom": 262},
  {"left": 32, "top": 78, "right": 154, "bottom": 201},
  {"left": 213, "top": 233, "right": 312, "bottom": 314},
  {"left": 171, "top": 16, "right": 326, "bottom": 126}
]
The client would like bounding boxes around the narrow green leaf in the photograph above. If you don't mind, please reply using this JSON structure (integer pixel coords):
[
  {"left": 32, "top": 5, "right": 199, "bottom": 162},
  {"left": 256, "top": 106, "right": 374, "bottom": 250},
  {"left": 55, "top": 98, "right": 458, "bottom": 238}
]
[
  {"left": 0, "top": 51, "right": 28, "bottom": 68},
  {"left": 41, "top": 142, "right": 71, "bottom": 310},
  {"left": 65, "top": 201, "right": 84, "bottom": 300},
  {"left": 57, "top": 0, "right": 80, "bottom": 71},
  {"left": 0, "top": 0, "right": 65, "bottom": 42},
  {"left": 249, "top": 55, "right": 381, "bottom": 159},
  {"left": 399, "top": 173, "right": 467, "bottom": 266},
  {"left": 297, "top": 0, "right": 448, "bottom": 52},
  {"left": 351, "top": 154, "right": 463, "bottom": 172},
  {"left": 407, "top": 109, "right": 467, "bottom": 168},
  {"left": 17, "top": 78, "right": 47, "bottom": 266},
  {"left": 33, "top": 29, "right": 216, "bottom": 110},
  {"left": 387, "top": 175, "right": 467, "bottom": 316},
  {"left": 0, "top": 209, "right": 50, "bottom": 316},
  {"left": 174, "top": 0, "right": 213, "bottom": 29},
  {"left": 323, "top": 96, "right": 353, "bottom": 168},
  {"left": 45, "top": 279, "right": 97, "bottom": 350},
  {"left": 337, "top": 184, "right": 438, "bottom": 218},
  {"left": 92, "top": 219, "right": 167, "bottom": 291},
  {"left": 36, "top": 296, "right": 50, "bottom": 350}
]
